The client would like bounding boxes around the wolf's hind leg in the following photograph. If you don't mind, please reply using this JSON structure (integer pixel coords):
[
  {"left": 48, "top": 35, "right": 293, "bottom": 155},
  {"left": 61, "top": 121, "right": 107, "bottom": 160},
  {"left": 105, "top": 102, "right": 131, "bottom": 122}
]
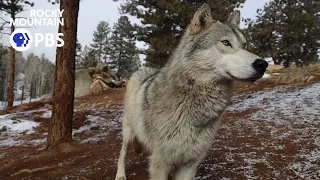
[
  {"left": 149, "top": 152, "right": 170, "bottom": 180},
  {"left": 115, "top": 116, "right": 134, "bottom": 180}
]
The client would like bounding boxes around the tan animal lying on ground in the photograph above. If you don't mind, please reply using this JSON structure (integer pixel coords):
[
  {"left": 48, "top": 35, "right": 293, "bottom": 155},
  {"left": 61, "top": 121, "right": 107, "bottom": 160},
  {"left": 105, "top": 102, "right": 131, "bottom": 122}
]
[
  {"left": 88, "top": 67, "right": 125, "bottom": 94},
  {"left": 75, "top": 65, "right": 124, "bottom": 97}
]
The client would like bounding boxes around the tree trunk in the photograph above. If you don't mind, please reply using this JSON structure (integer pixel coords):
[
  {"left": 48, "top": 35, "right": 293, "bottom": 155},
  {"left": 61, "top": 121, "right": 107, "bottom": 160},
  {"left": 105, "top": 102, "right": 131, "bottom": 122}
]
[
  {"left": 7, "top": 22, "right": 15, "bottom": 107},
  {"left": 0, "top": 60, "right": 4, "bottom": 101},
  {"left": 21, "top": 85, "right": 24, "bottom": 104},
  {"left": 47, "top": 0, "right": 80, "bottom": 149},
  {"left": 29, "top": 82, "right": 33, "bottom": 103},
  {"left": 41, "top": 72, "right": 45, "bottom": 95}
]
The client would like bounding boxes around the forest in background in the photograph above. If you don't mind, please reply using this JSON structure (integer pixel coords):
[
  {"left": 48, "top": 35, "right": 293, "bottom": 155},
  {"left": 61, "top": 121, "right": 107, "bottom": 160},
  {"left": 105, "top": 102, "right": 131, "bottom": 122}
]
[
  {"left": 0, "top": 0, "right": 319, "bottom": 102},
  {"left": 0, "top": 0, "right": 319, "bottom": 168}
]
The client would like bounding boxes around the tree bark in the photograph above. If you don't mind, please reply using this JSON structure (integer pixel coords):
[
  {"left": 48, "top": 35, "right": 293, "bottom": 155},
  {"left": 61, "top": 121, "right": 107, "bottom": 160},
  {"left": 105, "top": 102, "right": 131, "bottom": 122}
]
[
  {"left": 47, "top": 0, "right": 80, "bottom": 148},
  {"left": 29, "top": 82, "right": 33, "bottom": 103},
  {"left": 7, "top": 22, "right": 15, "bottom": 107},
  {"left": 21, "top": 85, "right": 24, "bottom": 104}
]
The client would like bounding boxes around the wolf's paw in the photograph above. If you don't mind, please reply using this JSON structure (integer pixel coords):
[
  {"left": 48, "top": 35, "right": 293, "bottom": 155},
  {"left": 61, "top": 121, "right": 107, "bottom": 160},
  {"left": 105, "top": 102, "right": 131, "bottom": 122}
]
[{"left": 115, "top": 175, "right": 126, "bottom": 180}]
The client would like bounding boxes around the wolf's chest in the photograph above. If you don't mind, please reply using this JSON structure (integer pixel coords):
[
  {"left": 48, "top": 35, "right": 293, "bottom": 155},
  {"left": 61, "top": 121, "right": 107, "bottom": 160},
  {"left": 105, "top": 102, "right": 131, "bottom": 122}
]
[{"left": 158, "top": 119, "right": 221, "bottom": 164}]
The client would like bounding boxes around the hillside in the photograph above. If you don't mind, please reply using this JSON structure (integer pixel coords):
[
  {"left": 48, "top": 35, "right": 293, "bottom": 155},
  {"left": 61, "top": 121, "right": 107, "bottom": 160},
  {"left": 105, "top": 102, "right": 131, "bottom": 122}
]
[{"left": 0, "top": 65, "right": 320, "bottom": 179}]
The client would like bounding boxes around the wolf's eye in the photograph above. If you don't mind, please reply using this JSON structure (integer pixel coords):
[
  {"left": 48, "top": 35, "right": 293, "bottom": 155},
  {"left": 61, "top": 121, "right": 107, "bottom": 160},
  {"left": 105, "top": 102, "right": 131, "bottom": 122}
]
[{"left": 221, "top": 40, "right": 232, "bottom": 47}]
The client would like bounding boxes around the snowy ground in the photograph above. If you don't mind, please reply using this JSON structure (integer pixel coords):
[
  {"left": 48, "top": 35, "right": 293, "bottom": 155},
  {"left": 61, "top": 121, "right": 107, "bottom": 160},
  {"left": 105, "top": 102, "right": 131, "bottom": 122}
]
[
  {"left": 229, "top": 83, "right": 320, "bottom": 125},
  {"left": 0, "top": 83, "right": 319, "bottom": 179},
  {"left": 0, "top": 109, "right": 46, "bottom": 147},
  {"left": 72, "top": 108, "right": 123, "bottom": 144},
  {"left": 196, "top": 83, "right": 320, "bottom": 179}
]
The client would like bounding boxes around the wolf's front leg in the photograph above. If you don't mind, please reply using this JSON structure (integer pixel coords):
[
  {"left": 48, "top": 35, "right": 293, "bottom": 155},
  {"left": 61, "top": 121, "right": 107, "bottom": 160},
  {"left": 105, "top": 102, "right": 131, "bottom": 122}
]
[
  {"left": 115, "top": 116, "right": 134, "bottom": 180},
  {"left": 172, "top": 162, "right": 200, "bottom": 180},
  {"left": 115, "top": 142, "right": 128, "bottom": 180},
  {"left": 149, "top": 152, "right": 169, "bottom": 180}
]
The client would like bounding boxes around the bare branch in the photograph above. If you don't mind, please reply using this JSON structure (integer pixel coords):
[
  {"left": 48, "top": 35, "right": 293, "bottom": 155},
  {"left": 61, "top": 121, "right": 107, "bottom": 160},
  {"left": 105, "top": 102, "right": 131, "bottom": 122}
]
[
  {"left": 0, "top": 22, "right": 9, "bottom": 29},
  {"left": 1, "top": 9, "right": 11, "bottom": 15},
  {"left": 0, "top": 17, "right": 10, "bottom": 23},
  {"left": 0, "top": 32, "right": 11, "bottom": 35},
  {"left": 15, "top": 17, "right": 28, "bottom": 19}
]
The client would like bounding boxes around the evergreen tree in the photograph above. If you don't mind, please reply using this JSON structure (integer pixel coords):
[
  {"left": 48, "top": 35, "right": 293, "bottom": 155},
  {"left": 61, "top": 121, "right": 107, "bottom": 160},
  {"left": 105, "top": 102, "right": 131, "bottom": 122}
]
[
  {"left": 1, "top": 0, "right": 34, "bottom": 107},
  {"left": 245, "top": 0, "right": 320, "bottom": 67},
  {"left": 114, "top": 0, "right": 246, "bottom": 68},
  {"left": 0, "top": 44, "right": 8, "bottom": 101},
  {"left": 39, "top": 56, "right": 55, "bottom": 95},
  {"left": 75, "top": 38, "right": 83, "bottom": 70},
  {"left": 91, "top": 21, "right": 111, "bottom": 63},
  {"left": 110, "top": 16, "right": 140, "bottom": 79},
  {"left": 81, "top": 45, "right": 97, "bottom": 68},
  {"left": 24, "top": 53, "right": 40, "bottom": 98}
]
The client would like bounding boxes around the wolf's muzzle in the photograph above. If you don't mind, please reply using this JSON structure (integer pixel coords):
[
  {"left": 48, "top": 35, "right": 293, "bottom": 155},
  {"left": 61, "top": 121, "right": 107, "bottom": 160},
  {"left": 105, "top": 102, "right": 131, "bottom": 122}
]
[{"left": 252, "top": 59, "right": 268, "bottom": 74}]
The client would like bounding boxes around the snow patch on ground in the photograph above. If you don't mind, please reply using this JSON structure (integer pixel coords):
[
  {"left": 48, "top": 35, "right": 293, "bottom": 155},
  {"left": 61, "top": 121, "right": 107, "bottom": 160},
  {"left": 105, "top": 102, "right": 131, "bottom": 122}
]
[
  {"left": 0, "top": 138, "right": 46, "bottom": 147},
  {"left": 228, "top": 83, "right": 320, "bottom": 125},
  {"left": 0, "top": 115, "right": 39, "bottom": 135},
  {"left": 73, "top": 108, "right": 123, "bottom": 143},
  {"left": 196, "top": 83, "right": 320, "bottom": 179},
  {"left": 0, "top": 105, "right": 124, "bottom": 147},
  {"left": 41, "top": 110, "right": 52, "bottom": 118},
  {"left": 288, "top": 141, "right": 320, "bottom": 178},
  {"left": 0, "top": 110, "right": 45, "bottom": 147}
]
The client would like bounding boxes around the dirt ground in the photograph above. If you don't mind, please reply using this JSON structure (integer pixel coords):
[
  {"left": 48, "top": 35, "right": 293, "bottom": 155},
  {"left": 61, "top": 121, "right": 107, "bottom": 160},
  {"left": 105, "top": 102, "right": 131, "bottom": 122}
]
[{"left": 1, "top": 68, "right": 320, "bottom": 180}]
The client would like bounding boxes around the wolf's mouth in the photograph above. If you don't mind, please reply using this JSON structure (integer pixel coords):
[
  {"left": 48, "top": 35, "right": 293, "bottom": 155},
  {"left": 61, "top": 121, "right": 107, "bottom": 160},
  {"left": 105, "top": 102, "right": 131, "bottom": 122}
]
[{"left": 227, "top": 72, "right": 263, "bottom": 82}]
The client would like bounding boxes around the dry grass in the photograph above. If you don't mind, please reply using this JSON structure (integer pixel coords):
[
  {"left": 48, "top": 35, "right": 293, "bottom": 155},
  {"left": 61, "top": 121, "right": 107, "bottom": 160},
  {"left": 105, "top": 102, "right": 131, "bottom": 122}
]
[
  {"left": 236, "top": 64, "right": 320, "bottom": 93},
  {"left": 267, "top": 64, "right": 284, "bottom": 71},
  {"left": 269, "top": 64, "right": 320, "bottom": 83}
]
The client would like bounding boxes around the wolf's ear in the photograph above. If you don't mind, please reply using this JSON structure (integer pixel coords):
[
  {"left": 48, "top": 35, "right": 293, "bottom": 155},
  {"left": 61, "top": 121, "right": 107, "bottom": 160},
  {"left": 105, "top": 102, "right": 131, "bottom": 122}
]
[
  {"left": 189, "top": 3, "right": 215, "bottom": 35},
  {"left": 227, "top": 10, "right": 240, "bottom": 28}
]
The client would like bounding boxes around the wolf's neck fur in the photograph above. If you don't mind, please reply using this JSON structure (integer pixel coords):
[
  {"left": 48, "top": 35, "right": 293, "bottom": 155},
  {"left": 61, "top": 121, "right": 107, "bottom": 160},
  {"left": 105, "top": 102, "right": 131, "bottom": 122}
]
[
  {"left": 150, "top": 59, "right": 235, "bottom": 127},
  {"left": 161, "top": 63, "right": 234, "bottom": 100}
]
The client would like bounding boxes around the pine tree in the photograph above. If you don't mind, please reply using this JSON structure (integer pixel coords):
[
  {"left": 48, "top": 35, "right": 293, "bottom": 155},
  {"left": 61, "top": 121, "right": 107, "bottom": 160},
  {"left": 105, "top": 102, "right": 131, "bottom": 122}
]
[
  {"left": 0, "top": 44, "right": 8, "bottom": 101},
  {"left": 1, "top": 0, "right": 34, "bottom": 107},
  {"left": 47, "top": 0, "right": 80, "bottom": 149},
  {"left": 75, "top": 38, "right": 83, "bottom": 70},
  {"left": 114, "top": 0, "right": 246, "bottom": 68},
  {"left": 24, "top": 53, "right": 40, "bottom": 98},
  {"left": 81, "top": 45, "right": 97, "bottom": 68},
  {"left": 110, "top": 16, "right": 140, "bottom": 79},
  {"left": 91, "top": 21, "right": 111, "bottom": 63},
  {"left": 245, "top": 0, "right": 320, "bottom": 67}
]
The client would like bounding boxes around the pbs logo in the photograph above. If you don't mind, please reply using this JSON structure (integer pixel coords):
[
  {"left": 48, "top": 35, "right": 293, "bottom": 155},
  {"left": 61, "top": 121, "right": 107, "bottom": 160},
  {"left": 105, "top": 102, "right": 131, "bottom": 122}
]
[
  {"left": 10, "top": 28, "right": 33, "bottom": 51},
  {"left": 10, "top": 28, "right": 64, "bottom": 52}
]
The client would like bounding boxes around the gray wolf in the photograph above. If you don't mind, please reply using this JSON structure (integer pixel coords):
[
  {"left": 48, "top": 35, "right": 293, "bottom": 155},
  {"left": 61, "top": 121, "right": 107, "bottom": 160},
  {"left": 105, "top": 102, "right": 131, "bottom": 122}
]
[
  {"left": 89, "top": 67, "right": 125, "bottom": 94},
  {"left": 115, "top": 3, "right": 268, "bottom": 180},
  {"left": 75, "top": 66, "right": 123, "bottom": 97}
]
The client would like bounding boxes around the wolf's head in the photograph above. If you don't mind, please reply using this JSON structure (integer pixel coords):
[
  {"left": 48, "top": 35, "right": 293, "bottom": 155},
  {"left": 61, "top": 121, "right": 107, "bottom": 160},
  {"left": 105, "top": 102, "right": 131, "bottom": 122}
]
[
  {"left": 88, "top": 68, "right": 115, "bottom": 84},
  {"left": 170, "top": 3, "right": 268, "bottom": 83}
]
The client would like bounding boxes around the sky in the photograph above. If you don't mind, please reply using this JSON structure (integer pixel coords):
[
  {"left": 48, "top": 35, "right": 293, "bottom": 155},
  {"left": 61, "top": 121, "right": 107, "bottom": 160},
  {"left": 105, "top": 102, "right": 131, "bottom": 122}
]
[{"left": 0, "top": 0, "right": 270, "bottom": 62}]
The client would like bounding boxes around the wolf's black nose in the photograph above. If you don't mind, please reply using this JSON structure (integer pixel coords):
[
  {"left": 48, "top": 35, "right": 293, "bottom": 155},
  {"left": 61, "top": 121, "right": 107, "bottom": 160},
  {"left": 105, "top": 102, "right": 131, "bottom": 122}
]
[{"left": 252, "top": 59, "right": 268, "bottom": 73}]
